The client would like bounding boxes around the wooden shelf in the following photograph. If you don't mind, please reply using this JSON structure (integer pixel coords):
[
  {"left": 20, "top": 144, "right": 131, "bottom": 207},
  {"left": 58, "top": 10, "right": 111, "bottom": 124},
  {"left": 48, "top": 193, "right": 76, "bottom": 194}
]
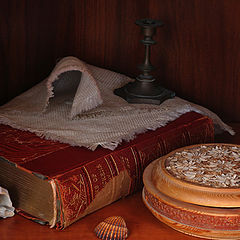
[{"left": 0, "top": 123, "right": 239, "bottom": 240}]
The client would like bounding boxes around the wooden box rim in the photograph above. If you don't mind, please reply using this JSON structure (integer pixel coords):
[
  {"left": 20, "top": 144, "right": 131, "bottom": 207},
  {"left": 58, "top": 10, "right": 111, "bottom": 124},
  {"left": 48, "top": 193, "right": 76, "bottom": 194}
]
[{"left": 151, "top": 143, "right": 240, "bottom": 207}]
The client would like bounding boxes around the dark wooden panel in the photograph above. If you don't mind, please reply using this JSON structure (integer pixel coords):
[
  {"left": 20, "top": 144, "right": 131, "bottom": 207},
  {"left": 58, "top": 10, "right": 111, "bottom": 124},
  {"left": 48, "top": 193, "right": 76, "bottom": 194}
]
[
  {"left": 0, "top": 1, "right": 26, "bottom": 103},
  {"left": 149, "top": 0, "right": 240, "bottom": 122},
  {"left": 1, "top": 0, "right": 240, "bottom": 121}
]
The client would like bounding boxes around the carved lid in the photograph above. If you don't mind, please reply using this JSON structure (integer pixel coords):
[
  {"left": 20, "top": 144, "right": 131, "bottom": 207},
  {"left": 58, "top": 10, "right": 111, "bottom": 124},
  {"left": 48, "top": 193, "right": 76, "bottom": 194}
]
[{"left": 148, "top": 144, "right": 240, "bottom": 207}]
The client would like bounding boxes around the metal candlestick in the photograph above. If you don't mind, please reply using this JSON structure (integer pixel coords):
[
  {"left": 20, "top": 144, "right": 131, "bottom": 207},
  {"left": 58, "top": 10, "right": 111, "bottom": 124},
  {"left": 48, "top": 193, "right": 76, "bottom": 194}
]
[{"left": 114, "top": 18, "right": 175, "bottom": 104}]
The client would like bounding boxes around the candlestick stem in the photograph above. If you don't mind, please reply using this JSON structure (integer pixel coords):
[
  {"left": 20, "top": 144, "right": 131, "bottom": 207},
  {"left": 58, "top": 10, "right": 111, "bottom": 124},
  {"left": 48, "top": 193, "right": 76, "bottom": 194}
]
[{"left": 114, "top": 18, "right": 175, "bottom": 104}]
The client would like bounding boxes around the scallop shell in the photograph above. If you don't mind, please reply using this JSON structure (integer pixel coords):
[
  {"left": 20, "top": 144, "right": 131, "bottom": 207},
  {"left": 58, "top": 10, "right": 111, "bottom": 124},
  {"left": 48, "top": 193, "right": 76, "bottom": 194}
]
[{"left": 94, "top": 216, "right": 128, "bottom": 240}]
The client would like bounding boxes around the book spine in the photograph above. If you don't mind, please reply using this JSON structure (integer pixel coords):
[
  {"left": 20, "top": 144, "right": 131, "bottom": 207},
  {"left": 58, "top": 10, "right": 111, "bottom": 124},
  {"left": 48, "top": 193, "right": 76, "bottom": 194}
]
[{"left": 54, "top": 116, "right": 214, "bottom": 229}]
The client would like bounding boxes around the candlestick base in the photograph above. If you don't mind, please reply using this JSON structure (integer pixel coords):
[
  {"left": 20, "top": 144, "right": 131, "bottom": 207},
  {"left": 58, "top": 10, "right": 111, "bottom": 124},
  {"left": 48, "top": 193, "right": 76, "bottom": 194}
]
[{"left": 114, "top": 81, "right": 175, "bottom": 105}]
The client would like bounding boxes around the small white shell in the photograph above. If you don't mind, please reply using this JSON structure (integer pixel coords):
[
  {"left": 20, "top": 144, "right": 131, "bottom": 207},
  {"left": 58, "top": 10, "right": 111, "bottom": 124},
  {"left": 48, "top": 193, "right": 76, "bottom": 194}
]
[{"left": 0, "top": 186, "right": 15, "bottom": 218}]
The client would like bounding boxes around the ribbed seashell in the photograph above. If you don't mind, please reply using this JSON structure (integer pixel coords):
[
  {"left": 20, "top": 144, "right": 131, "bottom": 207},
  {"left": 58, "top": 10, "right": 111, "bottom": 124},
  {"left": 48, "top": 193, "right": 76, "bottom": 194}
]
[{"left": 94, "top": 216, "right": 128, "bottom": 240}]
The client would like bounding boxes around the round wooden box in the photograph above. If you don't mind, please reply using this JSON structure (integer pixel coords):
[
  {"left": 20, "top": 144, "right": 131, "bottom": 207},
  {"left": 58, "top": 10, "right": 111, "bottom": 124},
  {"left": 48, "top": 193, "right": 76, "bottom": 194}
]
[{"left": 143, "top": 144, "right": 240, "bottom": 239}]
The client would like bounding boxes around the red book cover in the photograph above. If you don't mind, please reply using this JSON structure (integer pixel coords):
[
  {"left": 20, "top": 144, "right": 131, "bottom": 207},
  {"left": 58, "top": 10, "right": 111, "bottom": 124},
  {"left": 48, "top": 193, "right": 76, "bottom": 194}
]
[{"left": 0, "top": 112, "right": 214, "bottom": 228}]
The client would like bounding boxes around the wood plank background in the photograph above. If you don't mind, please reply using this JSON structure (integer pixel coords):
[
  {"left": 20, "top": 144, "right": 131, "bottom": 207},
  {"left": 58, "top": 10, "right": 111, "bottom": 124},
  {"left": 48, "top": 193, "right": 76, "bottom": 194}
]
[{"left": 1, "top": 0, "right": 240, "bottom": 121}]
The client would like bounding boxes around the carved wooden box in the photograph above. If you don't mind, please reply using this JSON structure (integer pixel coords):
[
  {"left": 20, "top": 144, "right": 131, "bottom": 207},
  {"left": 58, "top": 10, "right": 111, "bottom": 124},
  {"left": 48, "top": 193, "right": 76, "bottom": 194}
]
[{"left": 143, "top": 144, "right": 240, "bottom": 239}]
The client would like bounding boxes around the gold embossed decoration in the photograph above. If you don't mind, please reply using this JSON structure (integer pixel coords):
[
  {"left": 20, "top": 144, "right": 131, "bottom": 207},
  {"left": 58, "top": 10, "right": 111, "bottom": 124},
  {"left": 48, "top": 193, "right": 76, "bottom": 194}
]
[{"left": 94, "top": 216, "right": 128, "bottom": 240}]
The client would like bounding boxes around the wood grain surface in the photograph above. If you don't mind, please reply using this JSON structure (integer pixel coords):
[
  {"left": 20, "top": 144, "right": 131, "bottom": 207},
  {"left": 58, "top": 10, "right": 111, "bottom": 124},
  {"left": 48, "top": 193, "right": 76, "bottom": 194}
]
[
  {"left": 1, "top": 0, "right": 240, "bottom": 121},
  {"left": 0, "top": 192, "right": 205, "bottom": 240}
]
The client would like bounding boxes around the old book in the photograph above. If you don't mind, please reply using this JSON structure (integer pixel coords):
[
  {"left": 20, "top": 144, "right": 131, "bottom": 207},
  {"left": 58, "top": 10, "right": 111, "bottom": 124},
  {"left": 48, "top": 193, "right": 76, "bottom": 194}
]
[{"left": 0, "top": 112, "right": 214, "bottom": 229}]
